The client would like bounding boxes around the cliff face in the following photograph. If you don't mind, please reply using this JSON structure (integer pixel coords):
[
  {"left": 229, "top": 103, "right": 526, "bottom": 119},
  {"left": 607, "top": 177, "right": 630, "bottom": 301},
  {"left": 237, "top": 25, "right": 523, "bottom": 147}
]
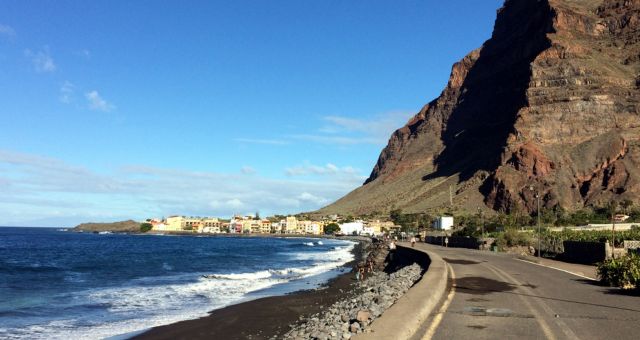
[{"left": 321, "top": 0, "right": 640, "bottom": 215}]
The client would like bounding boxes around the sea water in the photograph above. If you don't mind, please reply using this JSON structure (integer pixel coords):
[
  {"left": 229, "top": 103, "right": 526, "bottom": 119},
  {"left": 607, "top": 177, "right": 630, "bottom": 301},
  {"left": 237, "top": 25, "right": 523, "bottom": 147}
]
[{"left": 0, "top": 227, "right": 355, "bottom": 339}]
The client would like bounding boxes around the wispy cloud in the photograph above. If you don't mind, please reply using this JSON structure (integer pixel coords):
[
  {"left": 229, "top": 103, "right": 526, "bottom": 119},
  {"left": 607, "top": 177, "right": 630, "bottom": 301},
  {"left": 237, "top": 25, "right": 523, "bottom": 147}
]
[
  {"left": 292, "top": 111, "right": 414, "bottom": 146},
  {"left": 0, "top": 24, "right": 15, "bottom": 38},
  {"left": 59, "top": 81, "right": 75, "bottom": 104},
  {"left": 0, "top": 149, "right": 365, "bottom": 226},
  {"left": 76, "top": 49, "right": 91, "bottom": 58},
  {"left": 285, "top": 162, "right": 360, "bottom": 177},
  {"left": 290, "top": 134, "right": 382, "bottom": 145},
  {"left": 234, "top": 138, "right": 288, "bottom": 145},
  {"left": 85, "top": 90, "right": 115, "bottom": 112},
  {"left": 24, "top": 47, "right": 56, "bottom": 73}
]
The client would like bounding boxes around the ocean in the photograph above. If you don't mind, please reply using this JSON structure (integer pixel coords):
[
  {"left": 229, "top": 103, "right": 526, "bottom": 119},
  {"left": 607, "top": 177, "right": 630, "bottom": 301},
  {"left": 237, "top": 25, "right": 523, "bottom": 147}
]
[{"left": 0, "top": 227, "right": 356, "bottom": 339}]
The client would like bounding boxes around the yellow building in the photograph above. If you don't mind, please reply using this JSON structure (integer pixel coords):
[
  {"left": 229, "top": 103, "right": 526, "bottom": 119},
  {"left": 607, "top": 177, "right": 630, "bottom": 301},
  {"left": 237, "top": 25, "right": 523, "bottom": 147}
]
[
  {"left": 165, "top": 216, "right": 185, "bottom": 231},
  {"left": 366, "top": 220, "right": 396, "bottom": 234},
  {"left": 164, "top": 216, "right": 221, "bottom": 232},
  {"left": 284, "top": 216, "right": 298, "bottom": 234},
  {"left": 260, "top": 220, "right": 272, "bottom": 234},
  {"left": 301, "top": 220, "right": 324, "bottom": 235}
]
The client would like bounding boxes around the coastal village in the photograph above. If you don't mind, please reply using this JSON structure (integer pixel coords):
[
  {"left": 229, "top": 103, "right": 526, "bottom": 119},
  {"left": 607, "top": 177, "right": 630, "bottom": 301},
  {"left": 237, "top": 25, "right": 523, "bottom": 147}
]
[{"left": 147, "top": 214, "right": 401, "bottom": 236}]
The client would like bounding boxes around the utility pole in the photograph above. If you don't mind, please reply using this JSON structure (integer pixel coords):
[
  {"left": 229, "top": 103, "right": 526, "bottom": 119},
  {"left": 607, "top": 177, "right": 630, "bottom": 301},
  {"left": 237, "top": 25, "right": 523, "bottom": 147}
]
[
  {"left": 537, "top": 192, "right": 541, "bottom": 258},
  {"left": 611, "top": 201, "right": 617, "bottom": 259},
  {"left": 449, "top": 185, "right": 453, "bottom": 207}
]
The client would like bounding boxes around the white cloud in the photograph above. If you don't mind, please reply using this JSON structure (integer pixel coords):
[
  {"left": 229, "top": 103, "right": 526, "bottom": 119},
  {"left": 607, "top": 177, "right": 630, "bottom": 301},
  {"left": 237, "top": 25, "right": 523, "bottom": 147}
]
[
  {"left": 59, "top": 81, "right": 74, "bottom": 104},
  {"left": 241, "top": 166, "right": 256, "bottom": 175},
  {"left": 297, "top": 192, "right": 328, "bottom": 205},
  {"left": 0, "top": 150, "right": 365, "bottom": 227},
  {"left": 0, "top": 24, "right": 15, "bottom": 38},
  {"left": 85, "top": 90, "right": 115, "bottom": 112},
  {"left": 234, "top": 138, "right": 288, "bottom": 145},
  {"left": 226, "top": 198, "right": 244, "bottom": 209},
  {"left": 24, "top": 47, "right": 56, "bottom": 73}
]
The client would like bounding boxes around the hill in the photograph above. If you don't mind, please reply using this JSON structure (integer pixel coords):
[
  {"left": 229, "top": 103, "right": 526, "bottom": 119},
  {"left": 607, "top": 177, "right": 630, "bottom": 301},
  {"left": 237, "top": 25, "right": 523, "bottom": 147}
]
[{"left": 72, "top": 220, "right": 141, "bottom": 233}]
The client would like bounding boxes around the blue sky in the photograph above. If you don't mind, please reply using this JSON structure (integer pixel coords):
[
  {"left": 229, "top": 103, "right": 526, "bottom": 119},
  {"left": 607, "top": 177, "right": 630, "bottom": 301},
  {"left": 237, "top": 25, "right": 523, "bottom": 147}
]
[{"left": 0, "top": 0, "right": 503, "bottom": 227}]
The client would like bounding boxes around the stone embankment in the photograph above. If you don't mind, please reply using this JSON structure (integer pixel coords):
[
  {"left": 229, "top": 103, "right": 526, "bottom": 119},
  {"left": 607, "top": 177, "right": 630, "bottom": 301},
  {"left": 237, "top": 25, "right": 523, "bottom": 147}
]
[{"left": 281, "top": 240, "right": 425, "bottom": 340}]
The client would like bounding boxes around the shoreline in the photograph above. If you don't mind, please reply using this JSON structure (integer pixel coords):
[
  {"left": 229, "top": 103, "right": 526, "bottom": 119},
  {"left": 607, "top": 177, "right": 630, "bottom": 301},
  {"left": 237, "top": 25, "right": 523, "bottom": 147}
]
[{"left": 132, "top": 239, "right": 368, "bottom": 340}]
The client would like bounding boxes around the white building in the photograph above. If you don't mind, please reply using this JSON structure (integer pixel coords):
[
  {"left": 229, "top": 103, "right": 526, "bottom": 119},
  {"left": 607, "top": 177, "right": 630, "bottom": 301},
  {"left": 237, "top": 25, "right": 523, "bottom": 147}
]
[
  {"left": 433, "top": 216, "right": 454, "bottom": 231},
  {"left": 340, "top": 221, "right": 365, "bottom": 235}
]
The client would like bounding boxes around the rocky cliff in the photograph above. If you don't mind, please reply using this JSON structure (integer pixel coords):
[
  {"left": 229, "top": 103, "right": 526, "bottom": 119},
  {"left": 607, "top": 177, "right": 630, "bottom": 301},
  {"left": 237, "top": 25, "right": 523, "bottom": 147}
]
[{"left": 320, "top": 0, "right": 640, "bottom": 216}]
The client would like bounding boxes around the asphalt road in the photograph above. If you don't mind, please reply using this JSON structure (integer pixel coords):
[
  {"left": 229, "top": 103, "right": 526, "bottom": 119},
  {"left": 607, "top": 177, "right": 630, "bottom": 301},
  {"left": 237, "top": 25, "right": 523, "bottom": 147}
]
[{"left": 411, "top": 244, "right": 640, "bottom": 340}]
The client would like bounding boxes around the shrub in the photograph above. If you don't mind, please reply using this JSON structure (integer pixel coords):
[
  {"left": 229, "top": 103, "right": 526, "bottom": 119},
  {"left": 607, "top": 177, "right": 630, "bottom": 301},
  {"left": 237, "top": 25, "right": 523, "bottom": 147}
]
[
  {"left": 140, "top": 223, "right": 153, "bottom": 233},
  {"left": 494, "top": 229, "right": 532, "bottom": 250},
  {"left": 597, "top": 253, "right": 640, "bottom": 289}
]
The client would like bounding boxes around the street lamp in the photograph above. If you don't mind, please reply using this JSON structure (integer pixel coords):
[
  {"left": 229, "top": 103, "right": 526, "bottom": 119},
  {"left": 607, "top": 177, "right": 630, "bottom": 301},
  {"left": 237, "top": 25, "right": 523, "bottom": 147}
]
[{"left": 530, "top": 186, "right": 541, "bottom": 258}]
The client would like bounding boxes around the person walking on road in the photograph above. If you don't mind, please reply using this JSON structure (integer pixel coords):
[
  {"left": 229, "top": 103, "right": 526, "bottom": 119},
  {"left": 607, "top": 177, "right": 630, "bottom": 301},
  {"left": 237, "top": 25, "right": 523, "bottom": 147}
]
[
  {"left": 410, "top": 236, "right": 416, "bottom": 247},
  {"left": 388, "top": 240, "right": 397, "bottom": 262}
]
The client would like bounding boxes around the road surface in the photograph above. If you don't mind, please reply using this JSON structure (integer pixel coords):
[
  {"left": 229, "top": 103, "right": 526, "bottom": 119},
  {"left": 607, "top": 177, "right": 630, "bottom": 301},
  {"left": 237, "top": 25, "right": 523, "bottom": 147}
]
[{"left": 411, "top": 244, "right": 640, "bottom": 340}]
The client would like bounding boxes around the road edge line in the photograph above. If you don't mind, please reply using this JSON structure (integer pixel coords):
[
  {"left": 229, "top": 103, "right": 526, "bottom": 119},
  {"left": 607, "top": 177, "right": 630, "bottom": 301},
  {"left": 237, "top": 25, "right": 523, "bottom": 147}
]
[
  {"left": 422, "top": 263, "right": 454, "bottom": 340},
  {"left": 516, "top": 259, "right": 597, "bottom": 281}
]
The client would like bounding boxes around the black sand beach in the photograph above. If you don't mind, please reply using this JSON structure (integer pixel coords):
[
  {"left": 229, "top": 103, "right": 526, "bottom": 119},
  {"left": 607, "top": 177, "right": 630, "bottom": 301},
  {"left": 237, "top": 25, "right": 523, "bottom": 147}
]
[{"left": 133, "top": 241, "right": 366, "bottom": 340}]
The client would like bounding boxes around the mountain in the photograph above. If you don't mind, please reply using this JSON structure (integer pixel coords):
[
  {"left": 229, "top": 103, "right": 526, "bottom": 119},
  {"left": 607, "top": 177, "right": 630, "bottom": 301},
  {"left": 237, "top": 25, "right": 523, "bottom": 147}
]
[{"left": 320, "top": 0, "right": 640, "bottom": 216}]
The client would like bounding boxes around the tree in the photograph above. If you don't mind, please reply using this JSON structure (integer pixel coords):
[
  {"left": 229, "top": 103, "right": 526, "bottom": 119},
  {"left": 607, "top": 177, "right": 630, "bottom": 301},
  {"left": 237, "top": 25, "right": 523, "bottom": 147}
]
[
  {"left": 390, "top": 209, "right": 403, "bottom": 224},
  {"left": 621, "top": 199, "right": 634, "bottom": 214},
  {"left": 324, "top": 222, "right": 340, "bottom": 235},
  {"left": 255, "top": 211, "right": 261, "bottom": 220},
  {"left": 140, "top": 223, "right": 153, "bottom": 233}
]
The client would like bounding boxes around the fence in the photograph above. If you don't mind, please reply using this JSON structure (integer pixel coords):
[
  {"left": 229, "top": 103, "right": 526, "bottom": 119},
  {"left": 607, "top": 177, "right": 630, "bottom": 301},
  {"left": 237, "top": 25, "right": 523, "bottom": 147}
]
[
  {"left": 561, "top": 241, "right": 607, "bottom": 264},
  {"left": 424, "top": 236, "right": 480, "bottom": 249}
]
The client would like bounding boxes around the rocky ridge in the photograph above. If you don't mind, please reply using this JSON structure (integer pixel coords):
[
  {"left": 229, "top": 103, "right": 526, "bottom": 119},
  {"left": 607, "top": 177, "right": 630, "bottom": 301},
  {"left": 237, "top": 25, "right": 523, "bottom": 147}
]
[
  {"left": 72, "top": 220, "right": 141, "bottom": 232},
  {"left": 321, "top": 0, "right": 640, "bottom": 216}
]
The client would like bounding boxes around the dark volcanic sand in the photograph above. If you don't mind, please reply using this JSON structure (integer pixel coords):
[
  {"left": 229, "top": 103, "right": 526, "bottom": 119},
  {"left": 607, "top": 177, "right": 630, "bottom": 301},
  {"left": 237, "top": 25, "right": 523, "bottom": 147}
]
[{"left": 133, "top": 243, "right": 364, "bottom": 340}]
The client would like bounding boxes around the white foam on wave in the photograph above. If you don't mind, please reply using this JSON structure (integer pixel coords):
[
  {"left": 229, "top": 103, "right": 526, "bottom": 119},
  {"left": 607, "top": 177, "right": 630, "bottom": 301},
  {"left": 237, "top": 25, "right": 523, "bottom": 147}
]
[
  {"left": 0, "top": 271, "right": 286, "bottom": 340},
  {"left": 0, "top": 239, "right": 357, "bottom": 340},
  {"left": 303, "top": 242, "right": 314, "bottom": 246},
  {"left": 207, "top": 270, "right": 273, "bottom": 280}
]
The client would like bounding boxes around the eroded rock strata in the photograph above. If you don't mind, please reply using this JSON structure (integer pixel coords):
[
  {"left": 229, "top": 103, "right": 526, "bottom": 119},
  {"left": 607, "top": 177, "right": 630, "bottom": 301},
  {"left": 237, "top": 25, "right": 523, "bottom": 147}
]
[{"left": 321, "top": 0, "right": 640, "bottom": 215}]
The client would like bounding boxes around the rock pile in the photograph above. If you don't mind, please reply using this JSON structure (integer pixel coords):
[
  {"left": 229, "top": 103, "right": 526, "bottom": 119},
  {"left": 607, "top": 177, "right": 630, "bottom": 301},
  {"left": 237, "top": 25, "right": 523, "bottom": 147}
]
[{"left": 281, "top": 263, "right": 422, "bottom": 340}]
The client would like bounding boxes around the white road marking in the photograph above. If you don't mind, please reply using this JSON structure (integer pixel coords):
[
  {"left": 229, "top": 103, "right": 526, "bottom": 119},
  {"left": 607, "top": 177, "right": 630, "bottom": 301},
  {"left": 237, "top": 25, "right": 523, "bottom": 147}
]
[
  {"left": 488, "top": 264, "right": 581, "bottom": 340},
  {"left": 516, "top": 259, "right": 597, "bottom": 281},
  {"left": 484, "top": 264, "right": 558, "bottom": 340}
]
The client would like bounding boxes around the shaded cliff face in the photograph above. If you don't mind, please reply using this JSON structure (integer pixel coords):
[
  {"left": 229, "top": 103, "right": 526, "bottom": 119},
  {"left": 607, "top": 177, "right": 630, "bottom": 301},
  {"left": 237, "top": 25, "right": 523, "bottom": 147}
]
[{"left": 320, "top": 0, "right": 640, "bottom": 216}]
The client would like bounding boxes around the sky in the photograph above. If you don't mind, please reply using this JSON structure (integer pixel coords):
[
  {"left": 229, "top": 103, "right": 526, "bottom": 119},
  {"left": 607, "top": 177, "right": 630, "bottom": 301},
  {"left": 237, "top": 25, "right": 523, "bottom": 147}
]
[{"left": 0, "top": 0, "right": 504, "bottom": 227}]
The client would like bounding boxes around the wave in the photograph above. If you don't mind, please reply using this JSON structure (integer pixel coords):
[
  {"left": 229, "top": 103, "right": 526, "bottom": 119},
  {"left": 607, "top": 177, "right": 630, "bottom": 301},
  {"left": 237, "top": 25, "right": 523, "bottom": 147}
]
[
  {"left": 303, "top": 242, "right": 314, "bottom": 246},
  {"left": 0, "top": 239, "right": 357, "bottom": 340}
]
